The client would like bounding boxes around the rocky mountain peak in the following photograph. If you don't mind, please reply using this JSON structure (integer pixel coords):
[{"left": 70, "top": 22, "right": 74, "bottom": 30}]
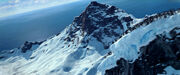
[
  {"left": 85, "top": 1, "right": 121, "bottom": 14},
  {"left": 66, "top": 1, "right": 134, "bottom": 49},
  {"left": 73, "top": 1, "right": 132, "bottom": 34}
]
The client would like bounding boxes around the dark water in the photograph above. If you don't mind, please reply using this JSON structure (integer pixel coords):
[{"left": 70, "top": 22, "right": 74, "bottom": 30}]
[
  {"left": 0, "top": 0, "right": 180, "bottom": 50},
  {"left": 0, "top": 1, "right": 88, "bottom": 50}
]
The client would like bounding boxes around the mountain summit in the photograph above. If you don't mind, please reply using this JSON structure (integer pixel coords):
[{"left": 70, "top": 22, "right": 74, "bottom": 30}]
[
  {"left": 68, "top": 1, "right": 135, "bottom": 49},
  {"left": 0, "top": 1, "right": 180, "bottom": 75}
]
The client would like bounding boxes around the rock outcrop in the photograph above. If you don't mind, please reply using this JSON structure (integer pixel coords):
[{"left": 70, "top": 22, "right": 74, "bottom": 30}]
[
  {"left": 65, "top": 1, "right": 135, "bottom": 49},
  {"left": 105, "top": 27, "right": 180, "bottom": 75}
]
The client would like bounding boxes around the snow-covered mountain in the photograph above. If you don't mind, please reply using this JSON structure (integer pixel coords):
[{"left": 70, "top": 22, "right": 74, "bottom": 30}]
[{"left": 0, "top": 1, "right": 180, "bottom": 75}]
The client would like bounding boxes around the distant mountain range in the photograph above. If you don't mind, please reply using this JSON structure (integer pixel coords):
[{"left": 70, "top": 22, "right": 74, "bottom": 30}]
[{"left": 0, "top": 1, "right": 180, "bottom": 75}]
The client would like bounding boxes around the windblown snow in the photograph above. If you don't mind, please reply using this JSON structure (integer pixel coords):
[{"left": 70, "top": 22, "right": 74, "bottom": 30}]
[{"left": 0, "top": 2, "right": 180, "bottom": 75}]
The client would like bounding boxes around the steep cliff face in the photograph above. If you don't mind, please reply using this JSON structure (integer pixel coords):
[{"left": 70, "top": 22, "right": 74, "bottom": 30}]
[
  {"left": 99, "top": 10, "right": 180, "bottom": 75},
  {"left": 0, "top": 1, "right": 180, "bottom": 75},
  {"left": 105, "top": 27, "right": 180, "bottom": 75},
  {"left": 65, "top": 1, "right": 136, "bottom": 49},
  {"left": 104, "top": 9, "right": 180, "bottom": 75}
]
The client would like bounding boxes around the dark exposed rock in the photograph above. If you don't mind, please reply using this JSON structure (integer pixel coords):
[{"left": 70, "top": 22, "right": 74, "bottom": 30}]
[
  {"left": 90, "top": 1, "right": 107, "bottom": 9},
  {"left": 105, "top": 27, "right": 180, "bottom": 75},
  {"left": 73, "top": 1, "right": 124, "bottom": 35},
  {"left": 9, "top": 50, "right": 15, "bottom": 54},
  {"left": 65, "top": 1, "right": 134, "bottom": 49},
  {"left": 0, "top": 56, "right": 5, "bottom": 59},
  {"left": 106, "top": 6, "right": 117, "bottom": 14},
  {"left": 30, "top": 56, "right": 35, "bottom": 59},
  {"left": 123, "top": 9, "right": 180, "bottom": 36},
  {"left": 106, "top": 58, "right": 134, "bottom": 75},
  {"left": 122, "top": 16, "right": 133, "bottom": 23},
  {"left": 21, "top": 41, "right": 43, "bottom": 53}
]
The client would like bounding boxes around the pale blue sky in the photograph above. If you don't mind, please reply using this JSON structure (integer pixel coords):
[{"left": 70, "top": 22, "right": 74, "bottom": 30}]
[{"left": 0, "top": 0, "right": 81, "bottom": 18}]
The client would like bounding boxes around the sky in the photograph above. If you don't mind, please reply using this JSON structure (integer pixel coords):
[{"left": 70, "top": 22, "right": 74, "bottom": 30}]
[
  {"left": 1, "top": 0, "right": 180, "bottom": 18},
  {"left": 0, "top": 0, "right": 81, "bottom": 18}
]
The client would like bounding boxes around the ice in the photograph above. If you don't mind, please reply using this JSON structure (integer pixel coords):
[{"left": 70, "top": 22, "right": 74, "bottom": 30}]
[
  {"left": 158, "top": 66, "right": 180, "bottom": 75},
  {"left": 97, "top": 13, "right": 180, "bottom": 75}
]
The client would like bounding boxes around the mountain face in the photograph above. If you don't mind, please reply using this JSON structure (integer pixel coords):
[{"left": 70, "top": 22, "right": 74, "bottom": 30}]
[
  {"left": 66, "top": 1, "right": 135, "bottom": 49},
  {"left": 0, "top": 1, "right": 180, "bottom": 75},
  {"left": 105, "top": 27, "right": 180, "bottom": 75}
]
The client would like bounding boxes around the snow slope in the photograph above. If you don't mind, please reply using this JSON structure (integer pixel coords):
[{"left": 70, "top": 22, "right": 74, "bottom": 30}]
[
  {"left": 160, "top": 66, "right": 180, "bottom": 75},
  {"left": 98, "top": 11, "right": 180, "bottom": 75},
  {"left": 0, "top": 1, "right": 180, "bottom": 75}
]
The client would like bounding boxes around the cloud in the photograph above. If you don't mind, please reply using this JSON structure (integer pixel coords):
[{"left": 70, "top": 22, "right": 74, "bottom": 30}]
[{"left": 0, "top": 0, "right": 81, "bottom": 18}]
